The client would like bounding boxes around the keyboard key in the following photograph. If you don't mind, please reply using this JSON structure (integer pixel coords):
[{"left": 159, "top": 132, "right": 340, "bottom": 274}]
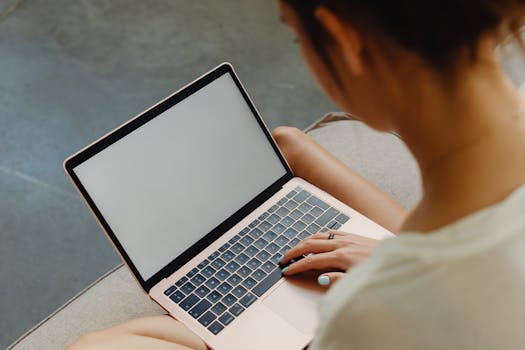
[
  {"left": 267, "top": 214, "right": 280, "bottom": 224},
  {"left": 169, "top": 290, "right": 185, "bottom": 304},
  {"left": 248, "top": 219, "right": 260, "bottom": 228},
  {"left": 256, "top": 250, "right": 271, "bottom": 262},
  {"left": 207, "top": 251, "right": 219, "bottom": 261},
  {"left": 301, "top": 213, "right": 315, "bottom": 224},
  {"left": 197, "top": 259, "right": 209, "bottom": 270},
  {"left": 254, "top": 238, "right": 268, "bottom": 249},
  {"left": 189, "top": 299, "right": 212, "bottom": 319},
  {"left": 249, "top": 228, "right": 263, "bottom": 239},
  {"left": 180, "top": 282, "right": 196, "bottom": 294},
  {"left": 306, "top": 223, "right": 321, "bottom": 234},
  {"left": 240, "top": 227, "right": 250, "bottom": 236},
  {"left": 225, "top": 261, "right": 241, "bottom": 273},
  {"left": 336, "top": 213, "right": 350, "bottom": 224},
  {"left": 298, "top": 231, "right": 310, "bottom": 240},
  {"left": 271, "top": 253, "right": 284, "bottom": 264},
  {"left": 237, "top": 266, "right": 252, "bottom": 278},
  {"left": 258, "top": 221, "right": 272, "bottom": 231},
  {"left": 180, "top": 294, "right": 200, "bottom": 311},
  {"left": 245, "top": 245, "right": 259, "bottom": 257},
  {"left": 284, "top": 200, "right": 299, "bottom": 210},
  {"left": 208, "top": 321, "right": 224, "bottom": 335},
  {"left": 268, "top": 204, "right": 278, "bottom": 213},
  {"left": 252, "top": 269, "right": 267, "bottom": 281},
  {"left": 216, "top": 269, "right": 230, "bottom": 281},
  {"left": 281, "top": 216, "right": 295, "bottom": 227},
  {"left": 222, "top": 250, "right": 235, "bottom": 262},
  {"left": 227, "top": 273, "right": 242, "bottom": 286},
  {"left": 186, "top": 268, "right": 199, "bottom": 278},
  {"left": 261, "top": 260, "right": 275, "bottom": 273},
  {"left": 294, "top": 190, "right": 311, "bottom": 203},
  {"left": 279, "top": 245, "right": 291, "bottom": 255},
  {"left": 222, "top": 293, "right": 238, "bottom": 306},
  {"left": 247, "top": 258, "right": 262, "bottom": 270},
  {"left": 234, "top": 252, "right": 249, "bottom": 264},
  {"left": 190, "top": 274, "right": 206, "bottom": 286},
  {"left": 231, "top": 285, "right": 247, "bottom": 298},
  {"left": 231, "top": 243, "right": 244, "bottom": 254},
  {"left": 258, "top": 212, "right": 269, "bottom": 220},
  {"left": 273, "top": 223, "right": 286, "bottom": 234},
  {"left": 228, "top": 235, "right": 240, "bottom": 244},
  {"left": 289, "top": 238, "right": 300, "bottom": 247},
  {"left": 307, "top": 196, "right": 330, "bottom": 210},
  {"left": 316, "top": 208, "right": 339, "bottom": 227},
  {"left": 207, "top": 290, "right": 222, "bottom": 303},
  {"left": 219, "top": 243, "right": 230, "bottom": 252},
  {"left": 202, "top": 266, "right": 216, "bottom": 278},
  {"left": 253, "top": 268, "right": 282, "bottom": 297},
  {"left": 310, "top": 206, "right": 324, "bottom": 217},
  {"left": 211, "top": 258, "right": 226, "bottom": 269},
  {"left": 218, "top": 282, "right": 233, "bottom": 294},
  {"left": 275, "top": 236, "right": 289, "bottom": 247},
  {"left": 239, "top": 292, "right": 257, "bottom": 308},
  {"left": 289, "top": 209, "right": 302, "bottom": 220},
  {"left": 276, "top": 207, "right": 290, "bottom": 217},
  {"left": 195, "top": 285, "right": 211, "bottom": 298},
  {"left": 205, "top": 277, "right": 220, "bottom": 289},
  {"left": 175, "top": 276, "right": 188, "bottom": 287},
  {"left": 219, "top": 312, "right": 235, "bottom": 326},
  {"left": 266, "top": 242, "right": 280, "bottom": 254},
  {"left": 329, "top": 221, "right": 342, "bottom": 230},
  {"left": 242, "top": 277, "right": 257, "bottom": 289},
  {"left": 293, "top": 221, "right": 307, "bottom": 232},
  {"left": 263, "top": 230, "right": 277, "bottom": 241},
  {"left": 230, "top": 303, "right": 245, "bottom": 317},
  {"left": 298, "top": 202, "right": 313, "bottom": 213},
  {"left": 211, "top": 302, "right": 227, "bottom": 315},
  {"left": 164, "top": 285, "right": 177, "bottom": 296},
  {"left": 286, "top": 189, "right": 297, "bottom": 198},
  {"left": 283, "top": 228, "right": 298, "bottom": 239},
  {"left": 240, "top": 235, "right": 255, "bottom": 246},
  {"left": 277, "top": 197, "right": 287, "bottom": 205},
  {"left": 198, "top": 311, "right": 217, "bottom": 327}
]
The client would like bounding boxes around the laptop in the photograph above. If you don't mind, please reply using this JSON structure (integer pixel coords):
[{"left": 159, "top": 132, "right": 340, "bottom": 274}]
[{"left": 64, "top": 63, "right": 392, "bottom": 350}]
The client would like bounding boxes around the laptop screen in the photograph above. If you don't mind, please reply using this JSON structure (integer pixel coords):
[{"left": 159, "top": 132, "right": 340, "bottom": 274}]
[{"left": 72, "top": 72, "right": 288, "bottom": 281}]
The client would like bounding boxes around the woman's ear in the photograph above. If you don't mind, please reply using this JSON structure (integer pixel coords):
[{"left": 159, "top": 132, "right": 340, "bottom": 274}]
[{"left": 314, "top": 6, "right": 365, "bottom": 75}]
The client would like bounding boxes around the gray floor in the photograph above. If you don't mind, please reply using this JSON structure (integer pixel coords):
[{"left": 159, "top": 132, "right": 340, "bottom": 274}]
[{"left": 0, "top": 0, "right": 337, "bottom": 347}]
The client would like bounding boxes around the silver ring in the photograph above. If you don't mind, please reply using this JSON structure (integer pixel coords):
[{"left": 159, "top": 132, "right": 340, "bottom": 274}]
[{"left": 328, "top": 233, "right": 335, "bottom": 240}]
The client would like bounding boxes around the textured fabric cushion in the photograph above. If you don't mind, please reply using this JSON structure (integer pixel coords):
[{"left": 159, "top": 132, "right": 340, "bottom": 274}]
[{"left": 8, "top": 120, "right": 421, "bottom": 350}]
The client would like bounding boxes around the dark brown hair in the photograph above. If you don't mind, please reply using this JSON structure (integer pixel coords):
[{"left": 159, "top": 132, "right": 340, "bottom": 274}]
[{"left": 283, "top": 0, "right": 525, "bottom": 68}]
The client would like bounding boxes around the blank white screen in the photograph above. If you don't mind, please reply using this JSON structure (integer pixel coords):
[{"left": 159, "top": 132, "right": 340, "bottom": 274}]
[{"left": 74, "top": 73, "right": 287, "bottom": 280}]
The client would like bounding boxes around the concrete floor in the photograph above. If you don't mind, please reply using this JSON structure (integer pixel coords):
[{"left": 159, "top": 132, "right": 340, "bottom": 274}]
[{"left": 0, "top": 0, "right": 337, "bottom": 347}]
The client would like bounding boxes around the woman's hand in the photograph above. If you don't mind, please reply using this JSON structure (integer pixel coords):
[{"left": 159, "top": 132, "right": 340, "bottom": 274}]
[
  {"left": 280, "top": 230, "right": 382, "bottom": 287},
  {"left": 67, "top": 315, "right": 207, "bottom": 350}
]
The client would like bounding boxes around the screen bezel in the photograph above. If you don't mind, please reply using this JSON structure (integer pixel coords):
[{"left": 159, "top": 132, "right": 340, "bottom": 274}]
[{"left": 64, "top": 63, "right": 293, "bottom": 292}]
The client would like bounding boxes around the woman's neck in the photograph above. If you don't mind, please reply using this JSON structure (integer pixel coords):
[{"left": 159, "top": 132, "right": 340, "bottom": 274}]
[{"left": 396, "top": 54, "right": 525, "bottom": 232}]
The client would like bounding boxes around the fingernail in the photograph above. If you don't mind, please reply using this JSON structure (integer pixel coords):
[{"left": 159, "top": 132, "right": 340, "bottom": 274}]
[
  {"left": 318, "top": 275, "right": 330, "bottom": 286},
  {"left": 281, "top": 266, "right": 289, "bottom": 274}
]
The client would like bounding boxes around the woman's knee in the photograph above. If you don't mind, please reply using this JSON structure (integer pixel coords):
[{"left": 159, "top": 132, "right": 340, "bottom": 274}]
[{"left": 272, "top": 126, "right": 306, "bottom": 168}]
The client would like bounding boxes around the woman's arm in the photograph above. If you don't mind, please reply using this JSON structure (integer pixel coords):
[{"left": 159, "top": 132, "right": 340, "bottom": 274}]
[{"left": 272, "top": 126, "right": 408, "bottom": 232}]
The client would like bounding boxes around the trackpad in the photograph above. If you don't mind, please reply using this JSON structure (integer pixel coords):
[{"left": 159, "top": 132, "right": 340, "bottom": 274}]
[{"left": 262, "top": 278, "right": 324, "bottom": 335}]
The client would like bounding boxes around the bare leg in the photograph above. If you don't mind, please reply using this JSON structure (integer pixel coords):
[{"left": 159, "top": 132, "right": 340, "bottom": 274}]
[{"left": 272, "top": 126, "right": 407, "bottom": 232}]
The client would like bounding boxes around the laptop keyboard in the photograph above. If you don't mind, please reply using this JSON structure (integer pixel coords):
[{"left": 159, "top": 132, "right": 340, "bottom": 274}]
[{"left": 162, "top": 186, "right": 350, "bottom": 335}]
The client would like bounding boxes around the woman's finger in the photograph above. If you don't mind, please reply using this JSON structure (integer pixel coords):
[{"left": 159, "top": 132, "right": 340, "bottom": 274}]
[
  {"left": 282, "top": 251, "right": 343, "bottom": 275},
  {"left": 280, "top": 239, "right": 340, "bottom": 264},
  {"left": 317, "top": 272, "right": 346, "bottom": 288}
]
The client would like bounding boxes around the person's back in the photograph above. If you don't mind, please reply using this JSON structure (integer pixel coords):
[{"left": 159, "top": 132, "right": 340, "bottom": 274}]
[{"left": 312, "top": 185, "right": 525, "bottom": 349}]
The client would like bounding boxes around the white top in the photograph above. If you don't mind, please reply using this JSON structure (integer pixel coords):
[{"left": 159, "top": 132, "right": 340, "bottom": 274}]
[{"left": 311, "top": 184, "right": 525, "bottom": 350}]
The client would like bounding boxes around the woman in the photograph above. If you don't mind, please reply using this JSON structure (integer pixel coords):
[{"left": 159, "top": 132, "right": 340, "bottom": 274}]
[{"left": 70, "top": 0, "right": 525, "bottom": 349}]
